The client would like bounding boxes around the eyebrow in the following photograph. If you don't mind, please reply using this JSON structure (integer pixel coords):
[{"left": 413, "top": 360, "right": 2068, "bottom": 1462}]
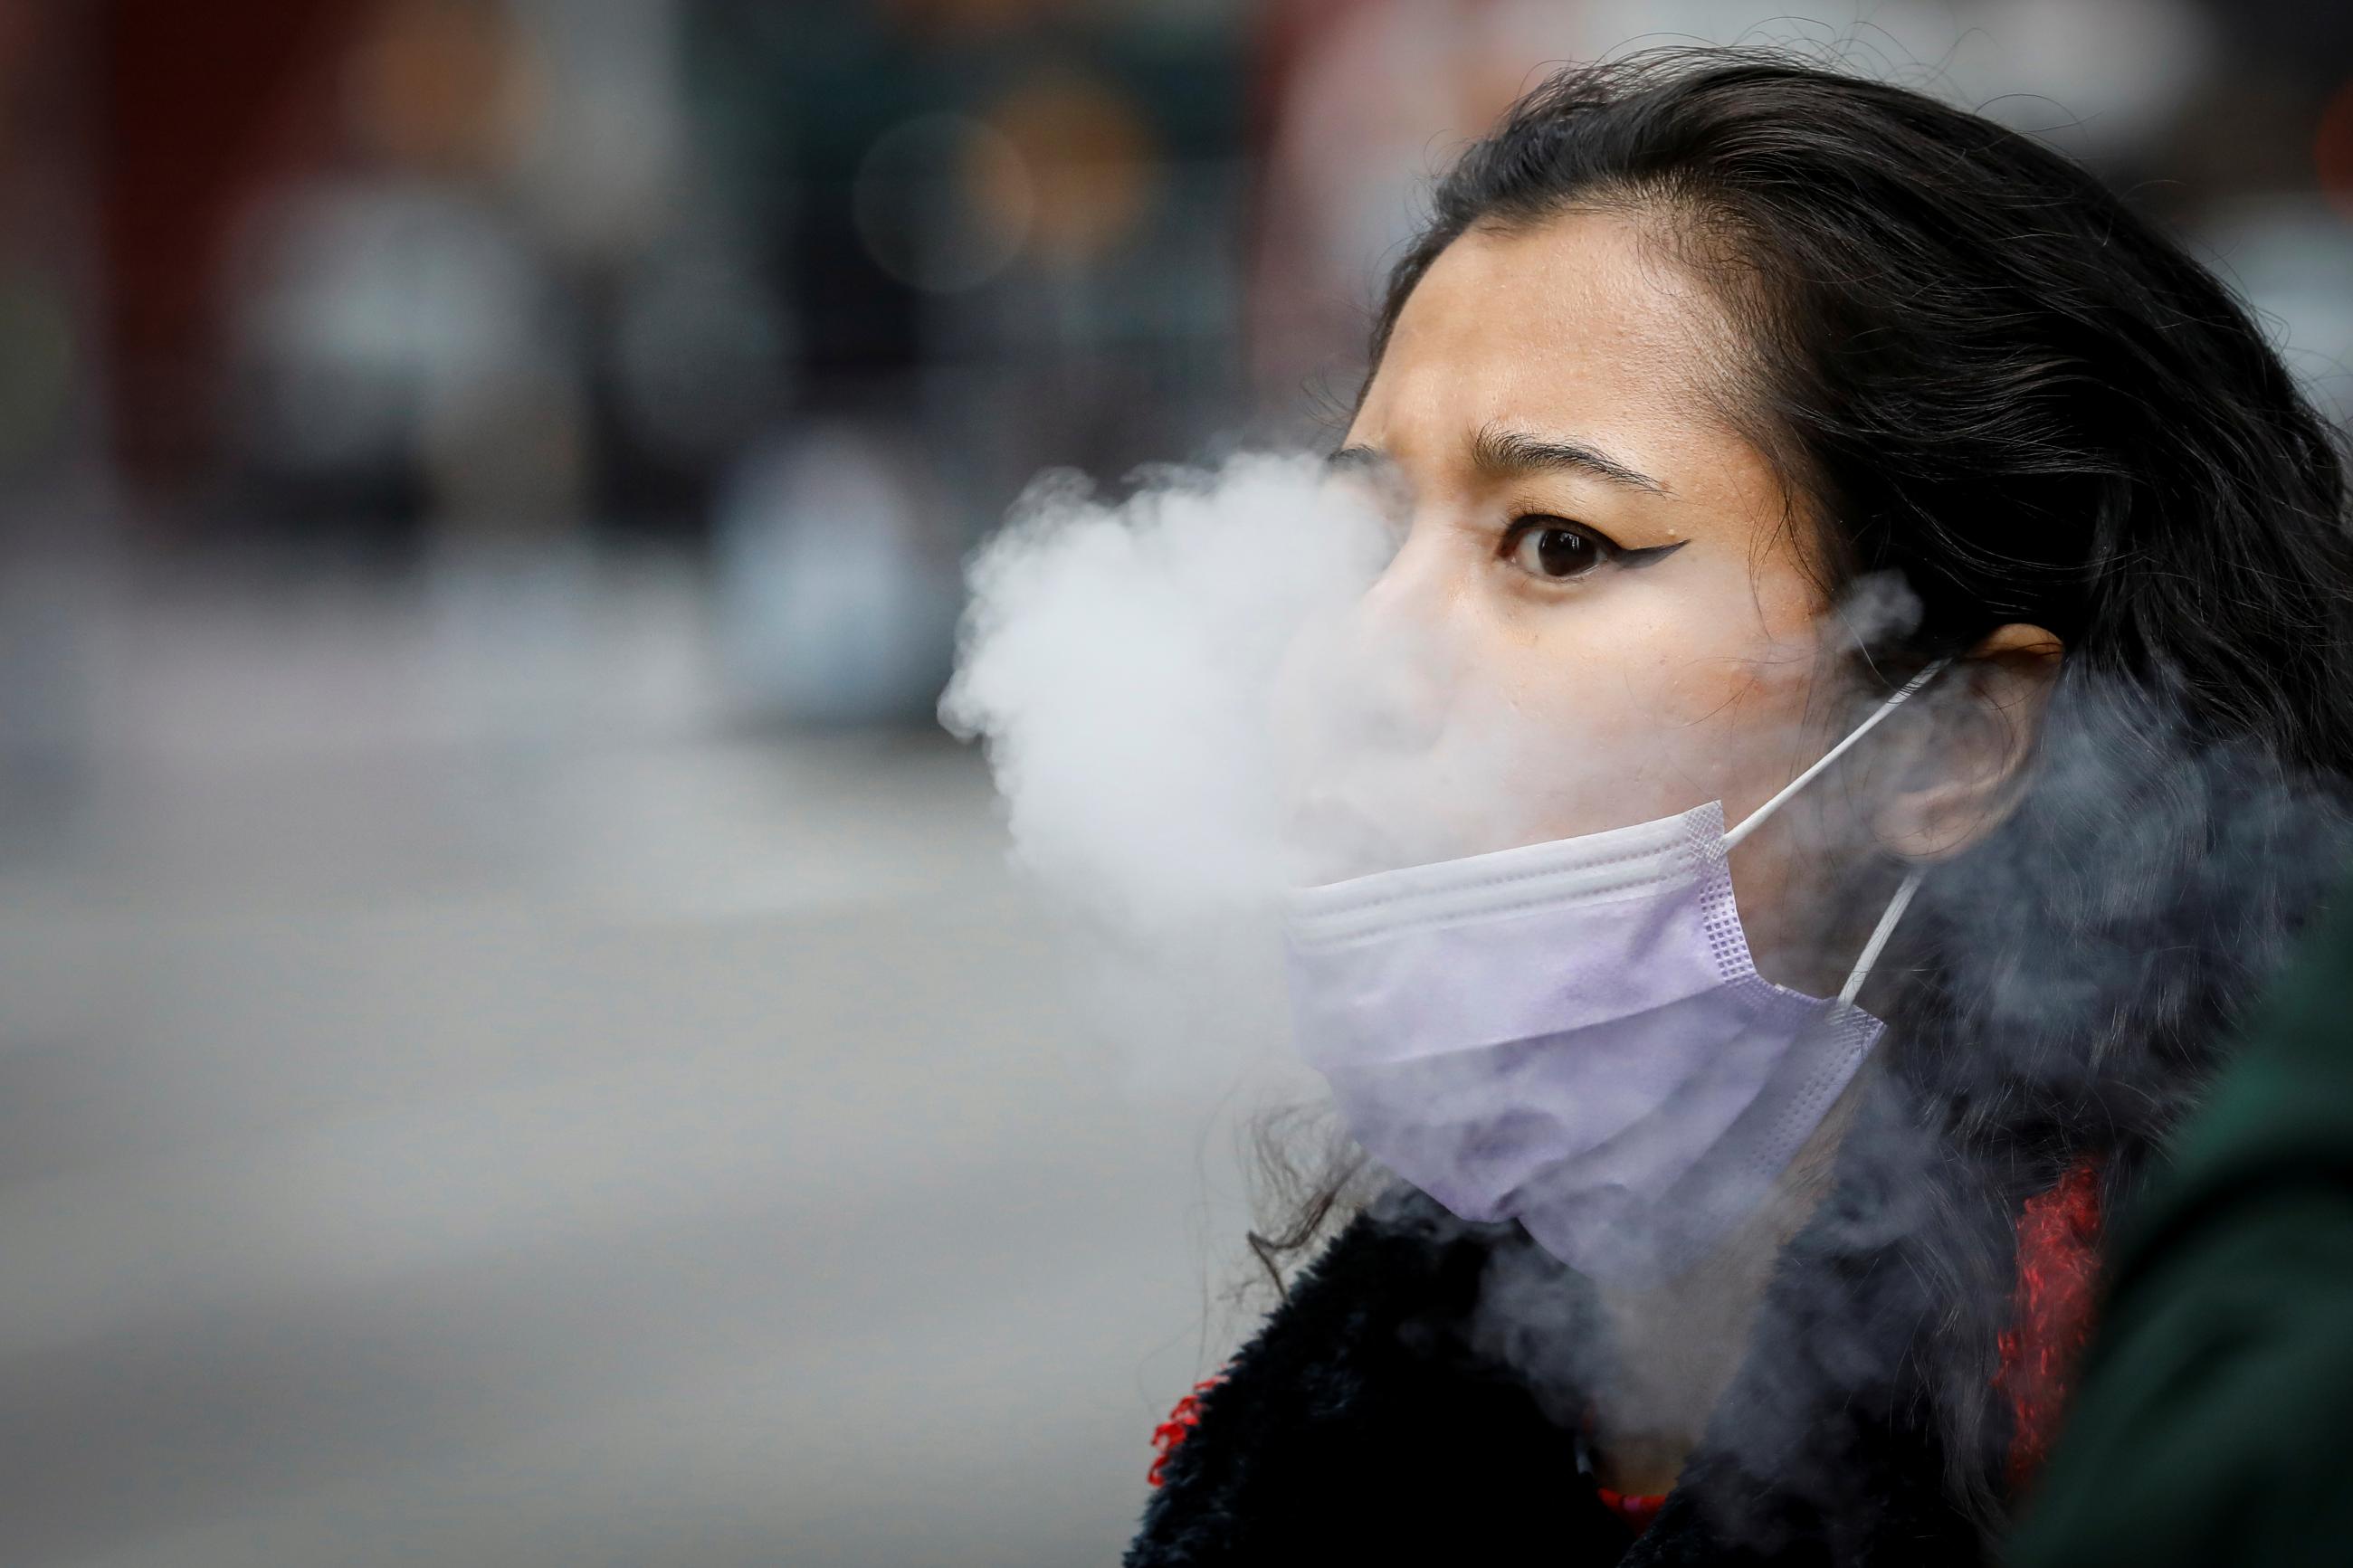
[
  {"left": 1327, "top": 426, "right": 1672, "bottom": 497},
  {"left": 1471, "top": 423, "right": 1672, "bottom": 495}
]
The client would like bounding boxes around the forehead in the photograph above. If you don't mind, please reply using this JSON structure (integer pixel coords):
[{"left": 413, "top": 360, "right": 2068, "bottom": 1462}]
[{"left": 1354, "top": 211, "right": 1777, "bottom": 506}]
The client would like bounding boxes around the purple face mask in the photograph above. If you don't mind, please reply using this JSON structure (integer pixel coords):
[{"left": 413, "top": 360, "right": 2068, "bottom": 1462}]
[{"left": 1281, "top": 662, "right": 1945, "bottom": 1287}]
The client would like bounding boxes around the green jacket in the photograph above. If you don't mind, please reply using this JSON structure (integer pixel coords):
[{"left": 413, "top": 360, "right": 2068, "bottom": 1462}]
[{"left": 2009, "top": 891, "right": 2353, "bottom": 1567}]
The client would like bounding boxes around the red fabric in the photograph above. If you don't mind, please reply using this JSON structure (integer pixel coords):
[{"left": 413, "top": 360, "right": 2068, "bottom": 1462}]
[
  {"left": 1992, "top": 1158, "right": 2105, "bottom": 1493},
  {"left": 1148, "top": 1375, "right": 1226, "bottom": 1487},
  {"left": 1596, "top": 1484, "right": 1668, "bottom": 1535}
]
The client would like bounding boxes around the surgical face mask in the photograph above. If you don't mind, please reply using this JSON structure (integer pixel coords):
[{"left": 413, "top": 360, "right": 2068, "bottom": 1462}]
[{"left": 1281, "top": 661, "right": 1947, "bottom": 1287}]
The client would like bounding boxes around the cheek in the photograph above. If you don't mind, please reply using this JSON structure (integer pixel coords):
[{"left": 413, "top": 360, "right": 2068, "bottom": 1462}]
[
  {"left": 1275, "top": 548, "right": 1830, "bottom": 876},
  {"left": 1474, "top": 575, "right": 1824, "bottom": 839}
]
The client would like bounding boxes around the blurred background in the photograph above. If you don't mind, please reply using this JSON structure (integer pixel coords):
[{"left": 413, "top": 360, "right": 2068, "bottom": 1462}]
[{"left": 0, "top": 2, "right": 2346, "bottom": 1564}]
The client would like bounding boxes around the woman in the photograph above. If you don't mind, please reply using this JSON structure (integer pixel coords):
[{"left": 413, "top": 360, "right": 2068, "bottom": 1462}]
[{"left": 1125, "top": 48, "right": 2353, "bottom": 1567}]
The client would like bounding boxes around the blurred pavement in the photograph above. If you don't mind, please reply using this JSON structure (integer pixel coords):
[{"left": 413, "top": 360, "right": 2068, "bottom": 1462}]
[{"left": 0, "top": 563, "right": 1262, "bottom": 1568}]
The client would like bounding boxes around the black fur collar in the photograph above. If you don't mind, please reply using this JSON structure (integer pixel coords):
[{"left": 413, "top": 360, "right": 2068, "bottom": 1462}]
[{"left": 1125, "top": 1092, "right": 1994, "bottom": 1566}]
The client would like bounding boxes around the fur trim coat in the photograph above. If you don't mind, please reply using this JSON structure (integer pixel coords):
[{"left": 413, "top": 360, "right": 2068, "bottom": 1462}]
[{"left": 1124, "top": 1076, "right": 2097, "bottom": 1566}]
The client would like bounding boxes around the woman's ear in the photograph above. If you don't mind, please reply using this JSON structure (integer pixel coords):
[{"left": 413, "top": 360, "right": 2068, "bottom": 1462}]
[{"left": 1874, "top": 623, "right": 2064, "bottom": 860}]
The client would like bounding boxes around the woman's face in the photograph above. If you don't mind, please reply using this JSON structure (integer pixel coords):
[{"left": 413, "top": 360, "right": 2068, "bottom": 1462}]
[{"left": 1291, "top": 208, "right": 1867, "bottom": 984}]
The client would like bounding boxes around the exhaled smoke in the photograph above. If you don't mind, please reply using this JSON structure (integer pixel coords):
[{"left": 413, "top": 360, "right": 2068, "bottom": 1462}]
[
  {"left": 939, "top": 446, "right": 1967, "bottom": 1114},
  {"left": 938, "top": 451, "right": 1396, "bottom": 1091}
]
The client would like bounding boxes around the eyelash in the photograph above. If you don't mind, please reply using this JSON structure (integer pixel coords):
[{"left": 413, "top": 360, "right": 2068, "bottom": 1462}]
[
  {"left": 1498, "top": 515, "right": 1687, "bottom": 583},
  {"left": 1499, "top": 515, "right": 1618, "bottom": 582}
]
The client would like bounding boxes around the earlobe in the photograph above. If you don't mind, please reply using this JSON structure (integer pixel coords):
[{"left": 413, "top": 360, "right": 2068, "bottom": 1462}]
[{"left": 1875, "top": 625, "right": 2064, "bottom": 860}]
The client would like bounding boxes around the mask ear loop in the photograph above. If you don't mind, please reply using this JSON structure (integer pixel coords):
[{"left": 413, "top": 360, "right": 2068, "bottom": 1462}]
[
  {"left": 1836, "top": 865, "right": 1922, "bottom": 1009},
  {"left": 1720, "top": 657, "right": 1952, "bottom": 851},
  {"left": 1712, "top": 657, "right": 1950, "bottom": 1012}
]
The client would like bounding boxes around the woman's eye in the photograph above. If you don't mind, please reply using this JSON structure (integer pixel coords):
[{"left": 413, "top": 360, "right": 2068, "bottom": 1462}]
[{"left": 1503, "top": 518, "right": 1615, "bottom": 580}]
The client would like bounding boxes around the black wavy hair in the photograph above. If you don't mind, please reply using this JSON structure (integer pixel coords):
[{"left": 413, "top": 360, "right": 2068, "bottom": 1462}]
[{"left": 1242, "top": 44, "right": 2353, "bottom": 1536}]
